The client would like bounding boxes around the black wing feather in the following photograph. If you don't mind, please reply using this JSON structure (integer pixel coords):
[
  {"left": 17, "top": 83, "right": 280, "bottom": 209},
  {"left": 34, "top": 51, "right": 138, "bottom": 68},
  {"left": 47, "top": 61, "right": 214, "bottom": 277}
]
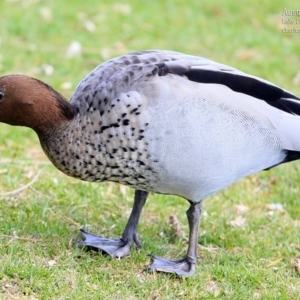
[
  {"left": 185, "top": 69, "right": 285, "bottom": 101},
  {"left": 157, "top": 62, "right": 300, "bottom": 115}
]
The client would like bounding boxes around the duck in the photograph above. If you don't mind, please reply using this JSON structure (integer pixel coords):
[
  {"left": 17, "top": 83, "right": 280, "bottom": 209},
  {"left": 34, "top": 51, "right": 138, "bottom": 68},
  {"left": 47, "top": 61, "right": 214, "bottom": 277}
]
[{"left": 1, "top": 50, "right": 300, "bottom": 277}]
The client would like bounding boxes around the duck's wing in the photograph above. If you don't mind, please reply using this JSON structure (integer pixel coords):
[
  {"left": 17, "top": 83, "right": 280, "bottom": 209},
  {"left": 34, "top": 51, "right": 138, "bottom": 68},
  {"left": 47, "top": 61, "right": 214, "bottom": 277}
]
[
  {"left": 70, "top": 50, "right": 300, "bottom": 154},
  {"left": 155, "top": 53, "right": 300, "bottom": 114},
  {"left": 71, "top": 50, "right": 300, "bottom": 114}
]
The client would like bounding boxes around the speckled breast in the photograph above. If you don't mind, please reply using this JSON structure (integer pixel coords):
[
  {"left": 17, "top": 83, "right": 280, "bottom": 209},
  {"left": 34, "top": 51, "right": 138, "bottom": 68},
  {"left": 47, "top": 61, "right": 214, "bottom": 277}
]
[{"left": 40, "top": 91, "right": 160, "bottom": 191}]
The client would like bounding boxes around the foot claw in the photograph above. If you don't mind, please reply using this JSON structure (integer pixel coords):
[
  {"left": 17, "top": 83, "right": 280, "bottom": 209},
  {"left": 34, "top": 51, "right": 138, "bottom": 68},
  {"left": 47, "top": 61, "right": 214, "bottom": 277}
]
[{"left": 146, "top": 255, "right": 196, "bottom": 277}]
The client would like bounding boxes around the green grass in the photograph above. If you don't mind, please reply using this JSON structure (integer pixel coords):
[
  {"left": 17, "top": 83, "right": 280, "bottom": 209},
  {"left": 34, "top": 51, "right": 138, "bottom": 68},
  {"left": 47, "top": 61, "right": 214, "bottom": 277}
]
[{"left": 0, "top": 0, "right": 300, "bottom": 299}]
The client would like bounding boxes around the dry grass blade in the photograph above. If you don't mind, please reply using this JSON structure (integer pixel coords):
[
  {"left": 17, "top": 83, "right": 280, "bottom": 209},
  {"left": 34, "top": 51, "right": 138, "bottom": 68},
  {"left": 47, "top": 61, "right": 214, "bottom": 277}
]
[
  {"left": 0, "top": 170, "right": 41, "bottom": 196},
  {"left": 0, "top": 234, "right": 43, "bottom": 243}
]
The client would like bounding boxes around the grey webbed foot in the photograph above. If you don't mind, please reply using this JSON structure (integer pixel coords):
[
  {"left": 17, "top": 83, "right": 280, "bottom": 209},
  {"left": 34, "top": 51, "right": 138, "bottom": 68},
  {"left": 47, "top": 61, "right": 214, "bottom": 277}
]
[
  {"left": 146, "top": 255, "right": 196, "bottom": 276},
  {"left": 77, "top": 229, "right": 139, "bottom": 257},
  {"left": 77, "top": 190, "right": 148, "bottom": 258},
  {"left": 146, "top": 201, "right": 202, "bottom": 277}
]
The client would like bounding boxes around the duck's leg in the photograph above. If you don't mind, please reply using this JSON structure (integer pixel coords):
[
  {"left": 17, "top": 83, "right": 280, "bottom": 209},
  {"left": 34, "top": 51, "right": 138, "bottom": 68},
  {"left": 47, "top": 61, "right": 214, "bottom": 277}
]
[
  {"left": 146, "top": 201, "right": 202, "bottom": 277},
  {"left": 77, "top": 190, "right": 148, "bottom": 258}
]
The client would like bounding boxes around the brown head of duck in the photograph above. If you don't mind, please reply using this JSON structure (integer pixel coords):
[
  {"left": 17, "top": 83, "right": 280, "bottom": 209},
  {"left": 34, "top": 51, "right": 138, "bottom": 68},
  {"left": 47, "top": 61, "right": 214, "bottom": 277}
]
[{"left": 0, "top": 74, "right": 76, "bottom": 136}]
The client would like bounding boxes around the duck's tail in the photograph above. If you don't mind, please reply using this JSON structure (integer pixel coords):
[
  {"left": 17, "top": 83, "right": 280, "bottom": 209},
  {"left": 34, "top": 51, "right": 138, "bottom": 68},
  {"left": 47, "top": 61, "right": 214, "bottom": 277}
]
[{"left": 272, "top": 96, "right": 300, "bottom": 166}]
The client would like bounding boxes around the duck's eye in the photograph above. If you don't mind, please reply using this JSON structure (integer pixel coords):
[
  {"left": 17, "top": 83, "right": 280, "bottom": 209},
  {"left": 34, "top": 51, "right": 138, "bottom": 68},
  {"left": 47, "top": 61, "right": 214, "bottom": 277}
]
[{"left": 0, "top": 91, "right": 4, "bottom": 101}]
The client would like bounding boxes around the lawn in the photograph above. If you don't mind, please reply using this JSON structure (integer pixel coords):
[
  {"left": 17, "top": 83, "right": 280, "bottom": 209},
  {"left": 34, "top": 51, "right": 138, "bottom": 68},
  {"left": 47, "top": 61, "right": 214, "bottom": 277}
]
[{"left": 0, "top": 0, "right": 300, "bottom": 299}]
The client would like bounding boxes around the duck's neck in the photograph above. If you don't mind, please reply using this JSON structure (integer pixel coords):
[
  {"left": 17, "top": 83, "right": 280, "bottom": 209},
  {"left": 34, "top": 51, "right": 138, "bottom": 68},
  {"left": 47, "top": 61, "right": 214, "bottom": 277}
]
[{"left": 33, "top": 91, "right": 77, "bottom": 136}]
